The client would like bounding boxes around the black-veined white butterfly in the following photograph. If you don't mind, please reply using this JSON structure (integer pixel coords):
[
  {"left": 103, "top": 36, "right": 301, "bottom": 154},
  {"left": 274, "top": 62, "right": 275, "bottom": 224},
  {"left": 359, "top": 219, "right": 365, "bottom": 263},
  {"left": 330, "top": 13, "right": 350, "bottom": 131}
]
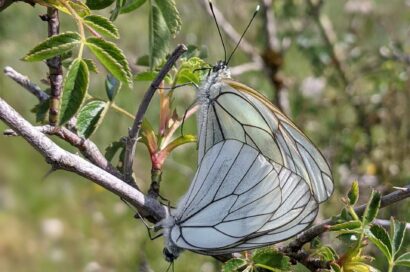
[{"left": 158, "top": 0, "right": 333, "bottom": 262}]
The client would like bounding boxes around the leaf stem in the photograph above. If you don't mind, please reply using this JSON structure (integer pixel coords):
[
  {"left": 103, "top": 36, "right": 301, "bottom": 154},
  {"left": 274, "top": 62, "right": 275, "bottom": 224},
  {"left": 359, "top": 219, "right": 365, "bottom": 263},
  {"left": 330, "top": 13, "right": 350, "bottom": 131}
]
[
  {"left": 110, "top": 103, "right": 135, "bottom": 120},
  {"left": 60, "top": 0, "right": 85, "bottom": 58}
]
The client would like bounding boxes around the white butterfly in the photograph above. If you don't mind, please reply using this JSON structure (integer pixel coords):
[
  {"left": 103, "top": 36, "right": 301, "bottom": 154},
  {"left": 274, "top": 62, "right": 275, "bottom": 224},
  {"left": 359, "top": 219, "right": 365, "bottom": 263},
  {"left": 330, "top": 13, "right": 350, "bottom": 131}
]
[{"left": 159, "top": 61, "right": 334, "bottom": 262}]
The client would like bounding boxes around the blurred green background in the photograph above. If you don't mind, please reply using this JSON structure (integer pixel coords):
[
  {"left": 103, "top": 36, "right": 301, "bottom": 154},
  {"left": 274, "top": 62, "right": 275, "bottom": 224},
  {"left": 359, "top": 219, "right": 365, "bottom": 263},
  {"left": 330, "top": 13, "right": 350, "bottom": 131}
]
[{"left": 0, "top": 0, "right": 409, "bottom": 271}]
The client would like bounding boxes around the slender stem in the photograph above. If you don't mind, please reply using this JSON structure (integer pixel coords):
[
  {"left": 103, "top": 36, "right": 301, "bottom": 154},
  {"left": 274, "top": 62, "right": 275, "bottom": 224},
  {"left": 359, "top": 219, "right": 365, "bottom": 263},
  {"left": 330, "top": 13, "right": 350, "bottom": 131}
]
[
  {"left": 122, "top": 44, "right": 187, "bottom": 183},
  {"left": 110, "top": 103, "right": 135, "bottom": 120}
]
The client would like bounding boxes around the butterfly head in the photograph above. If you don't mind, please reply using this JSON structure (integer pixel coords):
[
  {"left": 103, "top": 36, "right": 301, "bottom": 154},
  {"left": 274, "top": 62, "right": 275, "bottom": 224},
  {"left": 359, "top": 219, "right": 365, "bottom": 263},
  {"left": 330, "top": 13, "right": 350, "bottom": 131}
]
[{"left": 210, "top": 60, "right": 231, "bottom": 79}]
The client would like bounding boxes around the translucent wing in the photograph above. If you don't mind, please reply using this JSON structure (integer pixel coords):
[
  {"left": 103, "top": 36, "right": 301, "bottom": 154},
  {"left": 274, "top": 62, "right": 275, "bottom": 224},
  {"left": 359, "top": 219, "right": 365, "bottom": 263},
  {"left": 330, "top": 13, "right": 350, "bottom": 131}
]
[
  {"left": 169, "top": 140, "right": 318, "bottom": 254},
  {"left": 197, "top": 79, "right": 333, "bottom": 203}
]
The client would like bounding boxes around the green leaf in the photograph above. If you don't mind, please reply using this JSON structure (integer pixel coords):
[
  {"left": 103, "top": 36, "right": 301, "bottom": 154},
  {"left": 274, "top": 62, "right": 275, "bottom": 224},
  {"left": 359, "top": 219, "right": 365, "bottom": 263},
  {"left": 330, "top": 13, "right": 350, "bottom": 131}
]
[
  {"left": 84, "top": 15, "right": 120, "bottom": 39},
  {"left": 83, "top": 58, "right": 99, "bottom": 73},
  {"left": 149, "top": 4, "right": 170, "bottom": 69},
  {"left": 105, "top": 74, "right": 122, "bottom": 101},
  {"left": 252, "top": 248, "right": 291, "bottom": 271},
  {"left": 136, "top": 54, "right": 150, "bottom": 66},
  {"left": 120, "top": 0, "right": 146, "bottom": 13},
  {"left": 366, "top": 224, "right": 393, "bottom": 261},
  {"left": 31, "top": 98, "right": 50, "bottom": 123},
  {"left": 105, "top": 140, "right": 125, "bottom": 161},
  {"left": 156, "top": 0, "right": 181, "bottom": 36},
  {"left": 86, "top": 0, "right": 115, "bottom": 10},
  {"left": 22, "top": 32, "right": 81, "bottom": 62},
  {"left": 330, "top": 220, "right": 362, "bottom": 231},
  {"left": 362, "top": 190, "right": 381, "bottom": 225},
  {"left": 86, "top": 37, "right": 132, "bottom": 87},
  {"left": 313, "top": 246, "right": 339, "bottom": 261},
  {"left": 396, "top": 252, "right": 410, "bottom": 267},
  {"left": 330, "top": 263, "right": 341, "bottom": 272},
  {"left": 162, "top": 135, "right": 196, "bottom": 155},
  {"left": 177, "top": 57, "right": 209, "bottom": 85},
  {"left": 69, "top": 0, "right": 91, "bottom": 17},
  {"left": 76, "top": 100, "right": 108, "bottom": 138},
  {"left": 391, "top": 217, "right": 406, "bottom": 258},
  {"left": 222, "top": 258, "right": 247, "bottom": 272},
  {"left": 348, "top": 180, "right": 359, "bottom": 205},
  {"left": 59, "top": 59, "right": 89, "bottom": 125}
]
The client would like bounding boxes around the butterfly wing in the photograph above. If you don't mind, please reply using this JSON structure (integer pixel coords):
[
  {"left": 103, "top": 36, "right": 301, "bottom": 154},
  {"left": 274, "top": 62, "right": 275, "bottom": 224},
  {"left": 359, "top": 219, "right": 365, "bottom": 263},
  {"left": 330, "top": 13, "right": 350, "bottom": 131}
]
[
  {"left": 169, "top": 139, "right": 318, "bottom": 254},
  {"left": 197, "top": 79, "right": 333, "bottom": 203}
]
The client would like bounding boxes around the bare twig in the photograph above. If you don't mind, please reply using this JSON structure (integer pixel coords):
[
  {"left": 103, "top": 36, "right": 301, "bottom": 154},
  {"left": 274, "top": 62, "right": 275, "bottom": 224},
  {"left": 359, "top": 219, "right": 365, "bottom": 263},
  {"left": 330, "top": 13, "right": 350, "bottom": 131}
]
[
  {"left": 123, "top": 44, "right": 187, "bottom": 183},
  {"left": 44, "top": 7, "right": 63, "bottom": 126},
  {"left": 4, "top": 66, "right": 49, "bottom": 102},
  {"left": 4, "top": 125, "right": 124, "bottom": 180},
  {"left": 282, "top": 184, "right": 410, "bottom": 253},
  {"left": 0, "top": 98, "right": 166, "bottom": 222}
]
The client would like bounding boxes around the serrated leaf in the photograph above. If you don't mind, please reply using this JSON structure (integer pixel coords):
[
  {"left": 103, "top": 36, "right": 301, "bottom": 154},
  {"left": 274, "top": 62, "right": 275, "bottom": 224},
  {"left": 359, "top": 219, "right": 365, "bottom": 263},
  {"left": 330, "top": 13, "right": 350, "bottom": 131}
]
[
  {"left": 222, "top": 258, "right": 247, "bottom": 272},
  {"left": 22, "top": 32, "right": 81, "bottom": 62},
  {"left": 330, "top": 220, "right": 362, "bottom": 231},
  {"left": 252, "top": 248, "right": 291, "bottom": 270},
  {"left": 83, "top": 58, "right": 99, "bottom": 73},
  {"left": 149, "top": 4, "right": 170, "bottom": 69},
  {"left": 120, "top": 0, "right": 146, "bottom": 13},
  {"left": 313, "top": 246, "right": 339, "bottom": 261},
  {"left": 176, "top": 57, "right": 208, "bottom": 85},
  {"left": 86, "top": 37, "right": 132, "bottom": 87},
  {"left": 366, "top": 224, "right": 393, "bottom": 261},
  {"left": 156, "top": 0, "right": 181, "bottom": 36},
  {"left": 76, "top": 100, "right": 108, "bottom": 138},
  {"left": 105, "top": 74, "right": 122, "bottom": 101},
  {"left": 105, "top": 140, "right": 125, "bottom": 161},
  {"left": 68, "top": 0, "right": 91, "bottom": 17},
  {"left": 348, "top": 180, "right": 359, "bottom": 205},
  {"left": 86, "top": 0, "right": 115, "bottom": 10},
  {"left": 59, "top": 59, "right": 89, "bottom": 125},
  {"left": 396, "top": 252, "right": 410, "bottom": 267},
  {"left": 391, "top": 217, "right": 406, "bottom": 257},
  {"left": 31, "top": 98, "right": 50, "bottom": 123},
  {"left": 84, "top": 15, "right": 120, "bottom": 39},
  {"left": 362, "top": 190, "right": 381, "bottom": 225}
]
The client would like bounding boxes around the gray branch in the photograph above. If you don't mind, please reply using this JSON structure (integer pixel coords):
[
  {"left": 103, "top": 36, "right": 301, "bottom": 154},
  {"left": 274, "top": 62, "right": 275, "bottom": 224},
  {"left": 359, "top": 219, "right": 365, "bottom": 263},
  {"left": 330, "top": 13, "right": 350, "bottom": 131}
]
[
  {"left": 0, "top": 97, "right": 166, "bottom": 222},
  {"left": 4, "top": 66, "right": 49, "bottom": 102}
]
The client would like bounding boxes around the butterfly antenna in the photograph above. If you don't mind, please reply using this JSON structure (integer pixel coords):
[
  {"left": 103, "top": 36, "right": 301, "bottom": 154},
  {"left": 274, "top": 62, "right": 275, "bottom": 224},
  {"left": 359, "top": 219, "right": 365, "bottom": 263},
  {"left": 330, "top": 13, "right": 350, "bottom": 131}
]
[
  {"left": 227, "top": 5, "right": 260, "bottom": 65},
  {"left": 208, "top": 0, "right": 227, "bottom": 62}
]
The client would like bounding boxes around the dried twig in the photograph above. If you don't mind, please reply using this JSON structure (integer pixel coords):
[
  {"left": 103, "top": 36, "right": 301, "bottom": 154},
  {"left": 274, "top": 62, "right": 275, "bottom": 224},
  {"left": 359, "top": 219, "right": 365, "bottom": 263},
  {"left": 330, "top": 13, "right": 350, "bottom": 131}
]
[
  {"left": 282, "top": 184, "right": 410, "bottom": 253},
  {"left": 0, "top": 98, "right": 166, "bottom": 221},
  {"left": 123, "top": 44, "right": 187, "bottom": 183},
  {"left": 4, "top": 66, "right": 49, "bottom": 102}
]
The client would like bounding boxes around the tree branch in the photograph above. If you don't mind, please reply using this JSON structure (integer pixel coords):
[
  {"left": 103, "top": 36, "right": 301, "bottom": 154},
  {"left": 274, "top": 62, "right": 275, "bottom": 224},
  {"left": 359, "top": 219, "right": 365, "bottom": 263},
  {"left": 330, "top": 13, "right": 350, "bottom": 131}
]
[
  {"left": 4, "top": 125, "right": 124, "bottom": 180},
  {"left": 0, "top": 98, "right": 167, "bottom": 222},
  {"left": 43, "top": 7, "right": 63, "bottom": 126},
  {"left": 123, "top": 44, "right": 187, "bottom": 183},
  {"left": 4, "top": 66, "right": 49, "bottom": 102},
  {"left": 282, "top": 184, "right": 410, "bottom": 253}
]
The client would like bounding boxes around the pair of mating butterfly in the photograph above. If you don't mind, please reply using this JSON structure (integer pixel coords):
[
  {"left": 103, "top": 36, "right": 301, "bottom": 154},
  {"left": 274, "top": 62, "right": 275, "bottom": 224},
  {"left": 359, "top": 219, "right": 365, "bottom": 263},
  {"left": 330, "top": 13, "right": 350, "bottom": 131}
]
[{"left": 153, "top": 0, "right": 334, "bottom": 262}]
